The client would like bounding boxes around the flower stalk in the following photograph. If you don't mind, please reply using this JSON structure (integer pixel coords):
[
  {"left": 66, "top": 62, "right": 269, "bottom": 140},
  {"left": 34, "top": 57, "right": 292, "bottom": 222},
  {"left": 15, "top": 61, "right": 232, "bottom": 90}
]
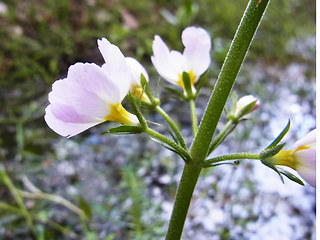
[
  {"left": 203, "top": 152, "right": 260, "bottom": 167},
  {"left": 155, "top": 105, "right": 188, "bottom": 149}
]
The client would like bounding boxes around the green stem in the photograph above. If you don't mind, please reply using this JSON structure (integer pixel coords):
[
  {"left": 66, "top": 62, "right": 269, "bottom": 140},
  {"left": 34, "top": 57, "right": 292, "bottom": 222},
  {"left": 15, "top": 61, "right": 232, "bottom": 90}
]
[
  {"left": 165, "top": 163, "right": 202, "bottom": 240},
  {"left": 203, "top": 153, "right": 260, "bottom": 167},
  {"left": 165, "top": 1, "right": 271, "bottom": 239},
  {"left": 208, "top": 120, "right": 236, "bottom": 155},
  {"left": 156, "top": 106, "right": 187, "bottom": 149},
  {"left": 190, "top": 0, "right": 270, "bottom": 163},
  {"left": 145, "top": 127, "right": 192, "bottom": 162},
  {"left": 189, "top": 99, "right": 198, "bottom": 137}
]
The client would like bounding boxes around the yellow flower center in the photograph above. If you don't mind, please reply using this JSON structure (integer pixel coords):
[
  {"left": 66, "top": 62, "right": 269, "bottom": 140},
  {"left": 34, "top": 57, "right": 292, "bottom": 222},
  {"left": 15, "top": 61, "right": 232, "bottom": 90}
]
[
  {"left": 131, "top": 84, "right": 150, "bottom": 103},
  {"left": 271, "top": 144, "right": 311, "bottom": 170},
  {"left": 270, "top": 150, "right": 296, "bottom": 169},
  {"left": 294, "top": 144, "right": 311, "bottom": 152},
  {"left": 177, "top": 70, "right": 196, "bottom": 92},
  {"left": 104, "top": 103, "right": 138, "bottom": 125}
]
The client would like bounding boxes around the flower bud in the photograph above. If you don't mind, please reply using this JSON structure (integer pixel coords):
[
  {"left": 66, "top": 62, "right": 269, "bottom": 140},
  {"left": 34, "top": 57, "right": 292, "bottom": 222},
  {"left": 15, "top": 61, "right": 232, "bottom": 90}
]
[{"left": 234, "top": 95, "right": 260, "bottom": 119}]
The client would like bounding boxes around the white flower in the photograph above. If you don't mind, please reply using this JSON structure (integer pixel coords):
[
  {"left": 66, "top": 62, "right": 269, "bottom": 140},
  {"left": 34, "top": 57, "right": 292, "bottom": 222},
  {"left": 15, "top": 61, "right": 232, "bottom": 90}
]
[
  {"left": 45, "top": 40, "right": 139, "bottom": 137},
  {"left": 269, "top": 129, "right": 316, "bottom": 187},
  {"left": 151, "top": 26, "right": 211, "bottom": 93},
  {"left": 99, "top": 38, "right": 150, "bottom": 101},
  {"left": 125, "top": 57, "right": 150, "bottom": 102}
]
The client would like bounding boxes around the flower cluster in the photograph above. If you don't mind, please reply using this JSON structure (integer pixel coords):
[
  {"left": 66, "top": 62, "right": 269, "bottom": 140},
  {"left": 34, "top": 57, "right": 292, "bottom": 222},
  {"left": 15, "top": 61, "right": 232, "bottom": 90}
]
[
  {"left": 44, "top": 25, "right": 316, "bottom": 189},
  {"left": 45, "top": 26, "right": 211, "bottom": 137}
]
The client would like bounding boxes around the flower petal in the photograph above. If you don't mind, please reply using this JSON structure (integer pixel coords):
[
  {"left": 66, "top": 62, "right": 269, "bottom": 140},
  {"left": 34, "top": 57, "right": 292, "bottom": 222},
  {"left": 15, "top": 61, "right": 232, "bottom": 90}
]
[
  {"left": 296, "top": 163, "right": 316, "bottom": 187},
  {"left": 98, "top": 38, "right": 131, "bottom": 99},
  {"left": 151, "top": 35, "right": 183, "bottom": 85},
  {"left": 125, "top": 57, "right": 149, "bottom": 86},
  {"left": 52, "top": 63, "right": 123, "bottom": 105},
  {"left": 182, "top": 26, "right": 211, "bottom": 78},
  {"left": 292, "top": 129, "right": 316, "bottom": 151},
  {"left": 45, "top": 105, "right": 102, "bottom": 137}
]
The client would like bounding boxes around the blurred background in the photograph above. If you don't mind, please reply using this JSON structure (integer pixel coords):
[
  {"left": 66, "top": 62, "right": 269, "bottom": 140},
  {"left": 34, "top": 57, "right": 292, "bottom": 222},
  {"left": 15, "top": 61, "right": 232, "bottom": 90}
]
[{"left": 0, "top": 0, "right": 316, "bottom": 239}]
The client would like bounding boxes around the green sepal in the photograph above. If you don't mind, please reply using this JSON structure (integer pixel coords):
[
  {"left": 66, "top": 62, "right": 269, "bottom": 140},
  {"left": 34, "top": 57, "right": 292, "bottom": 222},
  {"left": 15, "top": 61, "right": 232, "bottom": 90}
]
[
  {"left": 227, "top": 91, "right": 238, "bottom": 118},
  {"left": 260, "top": 160, "right": 284, "bottom": 184},
  {"left": 195, "top": 70, "right": 210, "bottom": 94},
  {"left": 234, "top": 99, "right": 258, "bottom": 119},
  {"left": 265, "top": 119, "right": 291, "bottom": 149},
  {"left": 182, "top": 72, "right": 195, "bottom": 100},
  {"left": 277, "top": 168, "right": 305, "bottom": 186},
  {"left": 164, "top": 86, "right": 185, "bottom": 100},
  {"left": 260, "top": 143, "right": 286, "bottom": 160},
  {"left": 140, "top": 74, "right": 160, "bottom": 107},
  {"left": 127, "top": 92, "right": 147, "bottom": 130},
  {"left": 101, "top": 125, "right": 144, "bottom": 135}
]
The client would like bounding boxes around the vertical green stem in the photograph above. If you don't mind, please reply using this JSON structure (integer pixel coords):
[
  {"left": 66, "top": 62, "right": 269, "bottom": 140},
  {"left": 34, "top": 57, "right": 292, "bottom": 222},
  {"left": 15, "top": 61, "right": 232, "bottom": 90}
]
[
  {"left": 190, "top": 0, "right": 270, "bottom": 163},
  {"left": 165, "top": 1, "right": 271, "bottom": 239},
  {"left": 189, "top": 99, "right": 198, "bottom": 137},
  {"left": 165, "top": 163, "right": 202, "bottom": 240}
]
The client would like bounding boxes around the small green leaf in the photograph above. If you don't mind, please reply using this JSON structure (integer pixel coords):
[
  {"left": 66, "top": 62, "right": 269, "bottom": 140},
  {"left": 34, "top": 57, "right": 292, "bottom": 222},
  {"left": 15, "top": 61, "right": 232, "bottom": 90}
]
[
  {"left": 278, "top": 168, "right": 305, "bottom": 186},
  {"left": 260, "top": 160, "right": 284, "bottom": 183},
  {"left": 204, "top": 160, "right": 240, "bottom": 168},
  {"left": 266, "top": 119, "right": 291, "bottom": 149},
  {"left": 78, "top": 196, "right": 92, "bottom": 220},
  {"left": 164, "top": 86, "right": 185, "bottom": 99},
  {"left": 150, "top": 137, "right": 189, "bottom": 163},
  {"left": 102, "top": 125, "right": 143, "bottom": 135}
]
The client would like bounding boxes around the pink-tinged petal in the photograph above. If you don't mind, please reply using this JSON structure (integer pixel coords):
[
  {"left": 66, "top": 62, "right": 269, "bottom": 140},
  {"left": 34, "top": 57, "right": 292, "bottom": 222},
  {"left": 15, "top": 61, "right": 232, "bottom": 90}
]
[
  {"left": 98, "top": 38, "right": 126, "bottom": 69},
  {"left": 295, "top": 148, "right": 316, "bottom": 169},
  {"left": 98, "top": 38, "right": 131, "bottom": 99},
  {"left": 48, "top": 78, "right": 105, "bottom": 115},
  {"left": 292, "top": 129, "right": 316, "bottom": 151},
  {"left": 151, "top": 35, "right": 182, "bottom": 85},
  {"left": 69, "top": 63, "right": 123, "bottom": 104},
  {"left": 182, "top": 26, "right": 211, "bottom": 78},
  {"left": 296, "top": 164, "right": 316, "bottom": 187},
  {"left": 293, "top": 130, "right": 316, "bottom": 187},
  {"left": 125, "top": 57, "right": 149, "bottom": 85},
  {"left": 44, "top": 105, "right": 102, "bottom": 137}
]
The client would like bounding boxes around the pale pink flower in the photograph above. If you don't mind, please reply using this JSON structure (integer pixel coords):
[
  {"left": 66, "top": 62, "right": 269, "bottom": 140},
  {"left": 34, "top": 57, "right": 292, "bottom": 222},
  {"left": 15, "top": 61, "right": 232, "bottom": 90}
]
[
  {"left": 45, "top": 40, "right": 139, "bottom": 137},
  {"left": 99, "top": 38, "right": 149, "bottom": 101},
  {"left": 151, "top": 26, "right": 211, "bottom": 93},
  {"left": 269, "top": 129, "right": 316, "bottom": 187}
]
